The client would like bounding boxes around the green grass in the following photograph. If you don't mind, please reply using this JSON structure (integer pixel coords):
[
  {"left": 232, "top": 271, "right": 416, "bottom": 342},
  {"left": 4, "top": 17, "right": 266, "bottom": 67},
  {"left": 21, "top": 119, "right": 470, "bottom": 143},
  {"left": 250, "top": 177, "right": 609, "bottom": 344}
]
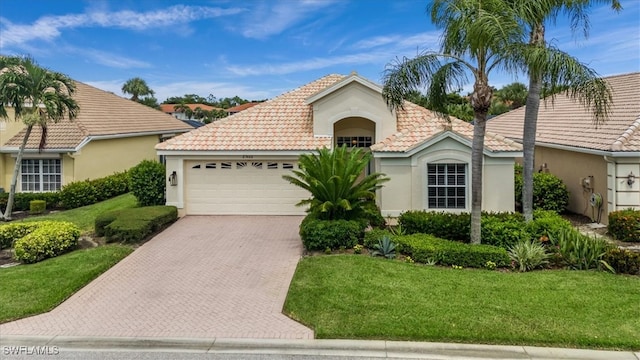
[
  {"left": 285, "top": 255, "right": 640, "bottom": 350},
  {"left": 0, "top": 245, "right": 132, "bottom": 323},
  {"left": 23, "top": 193, "right": 137, "bottom": 233}
]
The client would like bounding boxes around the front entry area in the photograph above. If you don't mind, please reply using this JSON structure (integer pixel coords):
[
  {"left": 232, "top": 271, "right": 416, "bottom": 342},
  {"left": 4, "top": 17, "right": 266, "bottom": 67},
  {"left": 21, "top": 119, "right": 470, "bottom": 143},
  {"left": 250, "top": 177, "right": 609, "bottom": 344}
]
[{"left": 185, "top": 160, "right": 309, "bottom": 215}]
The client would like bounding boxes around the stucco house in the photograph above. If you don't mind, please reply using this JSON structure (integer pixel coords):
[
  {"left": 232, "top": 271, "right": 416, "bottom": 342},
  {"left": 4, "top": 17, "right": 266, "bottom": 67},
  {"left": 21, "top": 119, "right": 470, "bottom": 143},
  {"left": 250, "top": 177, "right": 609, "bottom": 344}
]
[
  {"left": 0, "top": 81, "right": 192, "bottom": 192},
  {"left": 157, "top": 73, "right": 522, "bottom": 217},
  {"left": 160, "top": 103, "right": 223, "bottom": 122},
  {"left": 487, "top": 72, "right": 640, "bottom": 224}
]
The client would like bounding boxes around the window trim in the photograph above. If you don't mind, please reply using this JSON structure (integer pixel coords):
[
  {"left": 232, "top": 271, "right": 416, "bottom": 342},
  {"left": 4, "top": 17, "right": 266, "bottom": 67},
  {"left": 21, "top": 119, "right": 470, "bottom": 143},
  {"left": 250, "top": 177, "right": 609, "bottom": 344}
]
[
  {"left": 20, "top": 158, "right": 62, "bottom": 193},
  {"left": 424, "top": 161, "right": 468, "bottom": 211}
]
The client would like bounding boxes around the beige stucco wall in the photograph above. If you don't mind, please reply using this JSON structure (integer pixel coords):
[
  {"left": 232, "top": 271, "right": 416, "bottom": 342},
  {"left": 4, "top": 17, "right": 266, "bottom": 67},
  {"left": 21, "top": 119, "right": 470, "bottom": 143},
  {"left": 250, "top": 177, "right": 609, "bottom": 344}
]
[
  {"left": 334, "top": 117, "right": 375, "bottom": 141},
  {"left": 534, "top": 146, "right": 608, "bottom": 222},
  {"left": 310, "top": 82, "right": 397, "bottom": 142},
  {"left": 378, "top": 136, "right": 516, "bottom": 217}
]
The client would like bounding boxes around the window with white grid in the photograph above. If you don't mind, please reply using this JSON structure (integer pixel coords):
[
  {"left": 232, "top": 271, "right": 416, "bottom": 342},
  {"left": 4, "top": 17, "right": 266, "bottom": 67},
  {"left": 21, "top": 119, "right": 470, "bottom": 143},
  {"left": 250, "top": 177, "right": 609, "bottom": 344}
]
[
  {"left": 427, "top": 163, "right": 466, "bottom": 209},
  {"left": 21, "top": 159, "right": 61, "bottom": 192}
]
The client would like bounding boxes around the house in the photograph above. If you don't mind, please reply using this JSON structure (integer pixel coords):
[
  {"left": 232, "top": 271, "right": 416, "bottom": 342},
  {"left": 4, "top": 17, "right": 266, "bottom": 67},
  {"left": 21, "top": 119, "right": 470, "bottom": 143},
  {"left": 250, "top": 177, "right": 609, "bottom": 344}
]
[
  {"left": 0, "top": 81, "right": 193, "bottom": 192},
  {"left": 226, "top": 102, "right": 260, "bottom": 116},
  {"left": 156, "top": 73, "right": 522, "bottom": 216},
  {"left": 487, "top": 72, "right": 640, "bottom": 224},
  {"left": 160, "top": 103, "right": 223, "bottom": 121}
]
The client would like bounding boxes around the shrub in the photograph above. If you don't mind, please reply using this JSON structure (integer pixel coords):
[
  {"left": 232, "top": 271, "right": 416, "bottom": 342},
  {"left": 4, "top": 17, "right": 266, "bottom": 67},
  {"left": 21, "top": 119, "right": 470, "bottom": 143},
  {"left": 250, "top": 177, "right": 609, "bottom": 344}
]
[
  {"left": 399, "top": 211, "right": 470, "bottom": 241},
  {"left": 481, "top": 214, "right": 528, "bottom": 248},
  {"left": 603, "top": 248, "right": 640, "bottom": 275},
  {"left": 363, "top": 228, "right": 393, "bottom": 249},
  {"left": 508, "top": 240, "right": 550, "bottom": 272},
  {"left": 91, "top": 171, "right": 129, "bottom": 200},
  {"left": 0, "top": 192, "right": 61, "bottom": 212},
  {"left": 102, "top": 206, "right": 177, "bottom": 243},
  {"left": 13, "top": 221, "right": 80, "bottom": 263},
  {"left": 94, "top": 210, "right": 124, "bottom": 237},
  {"left": 29, "top": 200, "right": 46, "bottom": 215},
  {"left": 129, "top": 160, "right": 166, "bottom": 206},
  {"left": 394, "top": 234, "right": 510, "bottom": 268},
  {"left": 59, "top": 180, "right": 98, "bottom": 209},
  {"left": 608, "top": 209, "right": 640, "bottom": 242},
  {"left": 514, "top": 164, "right": 569, "bottom": 213},
  {"left": 526, "top": 210, "right": 574, "bottom": 240},
  {"left": 361, "top": 201, "right": 386, "bottom": 228},
  {"left": 299, "top": 217, "right": 365, "bottom": 251},
  {"left": 548, "top": 228, "right": 613, "bottom": 270},
  {"left": 0, "top": 222, "right": 41, "bottom": 250}
]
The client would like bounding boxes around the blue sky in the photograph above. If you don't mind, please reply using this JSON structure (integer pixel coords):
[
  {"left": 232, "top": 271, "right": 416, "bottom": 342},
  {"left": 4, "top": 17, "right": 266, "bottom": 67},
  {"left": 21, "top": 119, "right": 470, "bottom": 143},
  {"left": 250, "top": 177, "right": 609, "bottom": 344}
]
[{"left": 1, "top": 0, "right": 638, "bottom": 103}]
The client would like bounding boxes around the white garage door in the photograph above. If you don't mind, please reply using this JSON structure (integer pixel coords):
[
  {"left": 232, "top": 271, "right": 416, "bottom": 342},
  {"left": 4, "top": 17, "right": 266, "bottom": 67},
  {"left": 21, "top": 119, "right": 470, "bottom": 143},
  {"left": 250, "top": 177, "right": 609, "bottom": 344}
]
[{"left": 185, "top": 160, "right": 309, "bottom": 215}]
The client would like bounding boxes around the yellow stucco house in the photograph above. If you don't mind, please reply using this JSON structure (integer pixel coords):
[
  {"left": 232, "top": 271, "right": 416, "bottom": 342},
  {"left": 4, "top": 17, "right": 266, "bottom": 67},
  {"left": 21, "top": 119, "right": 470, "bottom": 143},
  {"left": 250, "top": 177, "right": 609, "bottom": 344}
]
[
  {"left": 157, "top": 73, "right": 522, "bottom": 217},
  {"left": 487, "top": 72, "right": 640, "bottom": 224},
  {"left": 0, "top": 81, "right": 192, "bottom": 192}
]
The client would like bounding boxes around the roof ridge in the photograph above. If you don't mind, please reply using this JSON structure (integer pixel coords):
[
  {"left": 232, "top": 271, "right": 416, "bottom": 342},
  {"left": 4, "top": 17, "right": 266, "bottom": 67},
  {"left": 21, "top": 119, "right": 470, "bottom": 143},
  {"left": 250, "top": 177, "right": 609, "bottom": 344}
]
[{"left": 611, "top": 114, "right": 640, "bottom": 151}]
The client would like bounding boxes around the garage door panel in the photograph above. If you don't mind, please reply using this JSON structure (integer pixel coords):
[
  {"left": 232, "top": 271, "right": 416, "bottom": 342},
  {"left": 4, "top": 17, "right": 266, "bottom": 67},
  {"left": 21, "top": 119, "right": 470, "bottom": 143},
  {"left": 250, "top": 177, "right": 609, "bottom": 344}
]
[{"left": 185, "top": 160, "right": 308, "bottom": 215}]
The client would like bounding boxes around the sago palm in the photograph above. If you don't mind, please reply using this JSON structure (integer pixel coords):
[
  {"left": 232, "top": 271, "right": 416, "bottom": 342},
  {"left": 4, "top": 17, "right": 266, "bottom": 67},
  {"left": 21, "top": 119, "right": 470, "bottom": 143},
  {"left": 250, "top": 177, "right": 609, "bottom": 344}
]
[
  {"left": 0, "top": 56, "right": 79, "bottom": 220},
  {"left": 282, "top": 146, "right": 389, "bottom": 221},
  {"left": 382, "top": 0, "right": 524, "bottom": 243}
]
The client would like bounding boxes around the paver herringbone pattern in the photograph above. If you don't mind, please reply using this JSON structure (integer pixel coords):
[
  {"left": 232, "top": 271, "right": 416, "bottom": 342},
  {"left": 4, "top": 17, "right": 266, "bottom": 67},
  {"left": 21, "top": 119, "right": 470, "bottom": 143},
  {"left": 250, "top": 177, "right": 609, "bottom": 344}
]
[{"left": 0, "top": 216, "right": 313, "bottom": 339}]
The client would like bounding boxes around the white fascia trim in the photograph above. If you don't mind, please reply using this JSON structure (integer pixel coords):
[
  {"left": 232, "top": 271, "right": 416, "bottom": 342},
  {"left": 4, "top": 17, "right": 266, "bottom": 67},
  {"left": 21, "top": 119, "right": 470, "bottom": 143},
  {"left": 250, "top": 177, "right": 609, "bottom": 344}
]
[
  {"left": 535, "top": 141, "right": 640, "bottom": 158},
  {"left": 157, "top": 150, "right": 317, "bottom": 157},
  {"left": 77, "top": 129, "right": 191, "bottom": 150},
  {"left": 1, "top": 148, "right": 75, "bottom": 154},
  {"left": 305, "top": 74, "right": 382, "bottom": 104}
]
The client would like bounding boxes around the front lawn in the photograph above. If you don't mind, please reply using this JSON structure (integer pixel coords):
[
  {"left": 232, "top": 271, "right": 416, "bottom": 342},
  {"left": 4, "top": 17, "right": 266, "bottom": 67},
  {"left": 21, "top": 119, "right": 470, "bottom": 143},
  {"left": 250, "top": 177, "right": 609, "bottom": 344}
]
[
  {"left": 285, "top": 255, "right": 640, "bottom": 350},
  {"left": 0, "top": 245, "right": 132, "bottom": 323},
  {"left": 24, "top": 193, "right": 137, "bottom": 233}
]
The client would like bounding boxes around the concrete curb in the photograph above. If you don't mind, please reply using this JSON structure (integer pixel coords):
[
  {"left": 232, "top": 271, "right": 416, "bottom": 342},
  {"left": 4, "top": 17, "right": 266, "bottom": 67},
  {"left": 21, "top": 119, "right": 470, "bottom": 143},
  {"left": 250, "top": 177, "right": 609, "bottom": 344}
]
[{"left": 1, "top": 335, "right": 638, "bottom": 359}]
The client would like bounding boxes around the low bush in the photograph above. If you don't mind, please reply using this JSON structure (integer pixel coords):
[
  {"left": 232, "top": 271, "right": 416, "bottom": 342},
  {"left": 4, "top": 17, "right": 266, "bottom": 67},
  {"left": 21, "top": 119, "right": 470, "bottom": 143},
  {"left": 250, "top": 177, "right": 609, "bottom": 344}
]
[
  {"left": 514, "top": 164, "right": 569, "bottom": 213},
  {"left": 548, "top": 228, "right": 613, "bottom": 270},
  {"left": 363, "top": 228, "right": 393, "bottom": 249},
  {"left": 508, "top": 240, "right": 549, "bottom": 272},
  {"left": 603, "top": 248, "right": 640, "bottom": 276},
  {"left": 13, "top": 221, "right": 81, "bottom": 263},
  {"left": 29, "top": 200, "right": 46, "bottom": 215},
  {"left": 299, "top": 217, "right": 365, "bottom": 251},
  {"left": 0, "top": 192, "right": 61, "bottom": 212},
  {"left": 100, "top": 206, "right": 177, "bottom": 243},
  {"left": 94, "top": 210, "right": 124, "bottom": 237},
  {"left": 394, "top": 234, "right": 510, "bottom": 268},
  {"left": 59, "top": 171, "right": 130, "bottom": 210},
  {"left": 361, "top": 201, "right": 386, "bottom": 229},
  {"left": 526, "top": 210, "right": 574, "bottom": 240},
  {"left": 0, "top": 222, "right": 41, "bottom": 250},
  {"left": 481, "top": 214, "right": 528, "bottom": 248},
  {"left": 399, "top": 211, "right": 470, "bottom": 241},
  {"left": 129, "top": 160, "right": 166, "bottom": 206},
  {"left": 608, "top": 209, "right": 640, "bottom": 243}
]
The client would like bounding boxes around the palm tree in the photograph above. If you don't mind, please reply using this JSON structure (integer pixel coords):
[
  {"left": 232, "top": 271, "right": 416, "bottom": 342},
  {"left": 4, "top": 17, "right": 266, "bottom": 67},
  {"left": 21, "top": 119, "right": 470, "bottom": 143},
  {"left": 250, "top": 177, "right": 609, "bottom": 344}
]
[
  {"left": 494, "top": 82, "right": 528, "bottom": 109},
  {"left": 121, "top": 77, "right": 154, "bottom": 102},
  {"left": 382, "top": 0, "right": 523, "bottom": 243},
  {"left": 282, "top": 146, "right": 389, "bottom": 221},
  {"left": 511, "top": 0, "right": 620, "bottom": 222},
  {"left": 0, "top": 56, "right": 79, "bottom": 220}
]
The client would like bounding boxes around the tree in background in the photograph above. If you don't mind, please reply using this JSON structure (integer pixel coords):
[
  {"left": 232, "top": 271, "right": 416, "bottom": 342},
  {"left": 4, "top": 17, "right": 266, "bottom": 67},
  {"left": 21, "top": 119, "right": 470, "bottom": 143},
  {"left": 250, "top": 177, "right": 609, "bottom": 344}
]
[
  {"left": 122, "top": 77, "right": 155, "bottom": 102},
  {"left": 0, "top": 56, "right": 79, "bottom": 220},
  {"left": 494, "top": 82, "right": 528, "bottom": 109},
  {"left": 383, "top": 0, "right": 523, "bottom": 244}
]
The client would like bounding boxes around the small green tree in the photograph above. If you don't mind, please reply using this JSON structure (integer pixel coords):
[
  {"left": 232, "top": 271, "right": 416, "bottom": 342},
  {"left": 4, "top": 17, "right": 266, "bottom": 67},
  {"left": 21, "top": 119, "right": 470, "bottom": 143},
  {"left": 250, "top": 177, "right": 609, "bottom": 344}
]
[
  {"left": 129, "top": 160, "right": 166, "bottom": 206},
  {"left": 282, "top": 146, "right": 389, "bottom": 221}
]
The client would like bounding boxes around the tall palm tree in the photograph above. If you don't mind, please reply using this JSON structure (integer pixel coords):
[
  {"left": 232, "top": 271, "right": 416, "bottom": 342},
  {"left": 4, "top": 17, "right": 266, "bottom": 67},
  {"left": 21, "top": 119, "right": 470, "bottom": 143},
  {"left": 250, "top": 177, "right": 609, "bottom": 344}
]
[
  {"left": 121, "top": 77, "right": 154, "bottom": 102},
  {"left": 511, "top": 0, "right": 620, "bottom": 222},
  {"left": 0, "top": 56, "right": 79, "bottom": 220},
  {"left": 382, "top": 0, "right": 523, "bottom": 243}
]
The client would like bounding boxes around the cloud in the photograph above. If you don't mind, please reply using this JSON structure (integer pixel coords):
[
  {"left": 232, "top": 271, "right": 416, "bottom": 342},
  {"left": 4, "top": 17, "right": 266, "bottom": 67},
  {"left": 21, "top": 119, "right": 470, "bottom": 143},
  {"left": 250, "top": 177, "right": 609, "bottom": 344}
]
[
  {"left": 237, "top": 0, "right": 339, "bottom": 39},
  {"left": 81, "top": 49, "right": 152, "bottom": 69},
  {"left": 0, "top": 5, "right": 245, "bottom": 48}
]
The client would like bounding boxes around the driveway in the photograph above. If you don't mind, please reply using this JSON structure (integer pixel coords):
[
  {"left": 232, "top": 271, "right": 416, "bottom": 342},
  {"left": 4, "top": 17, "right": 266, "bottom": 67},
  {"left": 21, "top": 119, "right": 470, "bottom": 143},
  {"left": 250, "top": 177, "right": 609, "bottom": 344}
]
[{"left": 0, "top": 216, "right": 313, "bottom": 339}]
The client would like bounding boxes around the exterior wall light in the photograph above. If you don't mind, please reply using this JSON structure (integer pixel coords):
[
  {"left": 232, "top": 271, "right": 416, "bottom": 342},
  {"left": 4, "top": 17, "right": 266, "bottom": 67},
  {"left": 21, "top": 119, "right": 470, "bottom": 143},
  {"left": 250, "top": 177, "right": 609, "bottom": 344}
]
[
  {"left": 168, "top": 171, "right": 178, "bottom": 186},
  {"left": 627, "top": 172, "right": 636, "bottom": 186}
]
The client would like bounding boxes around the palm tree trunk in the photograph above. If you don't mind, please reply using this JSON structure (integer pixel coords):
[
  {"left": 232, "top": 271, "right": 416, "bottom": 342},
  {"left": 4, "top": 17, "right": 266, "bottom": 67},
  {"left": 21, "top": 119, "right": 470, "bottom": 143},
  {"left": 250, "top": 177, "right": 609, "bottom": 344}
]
[
  {"left": 522, "top": 22, "right": 545, "bottom": 222},
  {"left": 470, "top": 113, "right": 487, "bottom": 244},
  {"left": 3, "top": 125, "right": 33, "bottom": 221}
]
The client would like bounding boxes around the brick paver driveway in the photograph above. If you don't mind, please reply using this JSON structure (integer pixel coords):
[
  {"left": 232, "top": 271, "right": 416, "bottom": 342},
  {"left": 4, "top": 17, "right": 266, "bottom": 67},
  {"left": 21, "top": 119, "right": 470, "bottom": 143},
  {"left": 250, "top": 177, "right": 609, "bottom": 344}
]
[{"left": 0, "top": 216, "right": 313, "bottom": 339}]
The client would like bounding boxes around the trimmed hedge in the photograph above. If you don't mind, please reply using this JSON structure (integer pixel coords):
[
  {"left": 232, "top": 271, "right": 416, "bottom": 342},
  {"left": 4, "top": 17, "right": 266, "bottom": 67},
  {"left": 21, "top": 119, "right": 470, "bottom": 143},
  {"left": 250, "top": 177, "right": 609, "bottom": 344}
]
[
  {"left": 96, "top": 206, "right": 177, "bottom": 243},
  {"left": 0, "top": 192, "right": 61, "bottom": 212},
  {"left": 394, "top": 234, "right": 510, "bottom": 268},
  {"left": 29, "top": 200, "right": 46, "bottom": 215},
  {"left": 60, "top": 171, "right": 129, "bottom": 209},
  {"left": 515, "top": 164, "right": 569, "bottom": 213},
  {"left": 0, "top": 222, "right": 41, "bottom": 250},
  {"left": 608, "top": 209, "right": 640, "bottom": 242},
  {"left": 399, "top": 211, "right": 471, "bottom": 241},
  {"left": 299, "top": 217, "right": 365, "bottom": 251},
  {"left": 603, "top": 248, "right": 640, "bottom": 275},
  {"left": 13, "top": 221, "right": 81, "bottom": 263}
]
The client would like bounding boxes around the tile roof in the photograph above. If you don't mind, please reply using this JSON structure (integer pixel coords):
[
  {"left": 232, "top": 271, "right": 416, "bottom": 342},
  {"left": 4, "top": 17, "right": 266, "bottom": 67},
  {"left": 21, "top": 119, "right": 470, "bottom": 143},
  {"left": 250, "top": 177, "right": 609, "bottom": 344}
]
[
  {"left": 486, "top": 72, "right": 640, "bottom": 152},
  {"left": 160, "top": 103, "right": 222, "bottom": 113},
  {"left": 3, "top": 81, "right": 193, "bottom": 151},
  {"left": 226, "top": 102, "right": 261, "bottom": 113},
  {"left": 157, "top": 74, "right": 521, "bottom": 153}
]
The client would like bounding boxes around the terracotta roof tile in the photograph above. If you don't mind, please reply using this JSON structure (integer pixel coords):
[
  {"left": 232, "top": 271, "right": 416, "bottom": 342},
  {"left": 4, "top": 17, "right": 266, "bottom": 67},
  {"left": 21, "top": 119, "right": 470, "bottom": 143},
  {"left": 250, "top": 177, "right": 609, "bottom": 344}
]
[
  {"left": 158, "top": 74, "right": 521, "bottom": 153},
  {"left": 160, "top": 103, "right": 222, "bottom": 113},
  {"left": 486, "top": 72, "right": 640, "bottom": 152},
  {"left": 3, "top": 81, "right": 193, "bottom": 150},
  {"left": 226, "top": 102, "right": 261, "bottom": 113}
]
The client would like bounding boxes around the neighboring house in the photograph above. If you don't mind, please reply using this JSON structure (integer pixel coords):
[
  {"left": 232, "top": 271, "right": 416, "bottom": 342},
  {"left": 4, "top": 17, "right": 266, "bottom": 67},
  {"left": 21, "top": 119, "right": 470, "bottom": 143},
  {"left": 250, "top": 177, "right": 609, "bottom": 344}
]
[
  {"left": 160, "top": 103, "right": 223, "bottom": 121},
  {"left": 226, "top": 102, "right": 260, "bottom": 116},
  {"left": 487, "top": 72, "right": 640, "bottom": 224},
  {"left": 157, "top": 73, "right": 522, "bottom": 216},
  {"left": 0, "top": 81, "right": 193, "bottom": 193},
  {"left": 181, "top": 119, "right": 206, "bottom": 129}
]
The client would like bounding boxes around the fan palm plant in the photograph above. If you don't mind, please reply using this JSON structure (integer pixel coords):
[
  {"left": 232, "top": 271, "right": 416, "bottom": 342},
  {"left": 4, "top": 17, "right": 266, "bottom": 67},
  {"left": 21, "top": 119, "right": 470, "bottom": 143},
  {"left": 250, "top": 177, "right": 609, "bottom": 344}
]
[
  {"left": 283, "top": 146, "right": 389, "bottom": 221},
  {"left": 0, "top": 56, "right": 79, "bottom": 220}
]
